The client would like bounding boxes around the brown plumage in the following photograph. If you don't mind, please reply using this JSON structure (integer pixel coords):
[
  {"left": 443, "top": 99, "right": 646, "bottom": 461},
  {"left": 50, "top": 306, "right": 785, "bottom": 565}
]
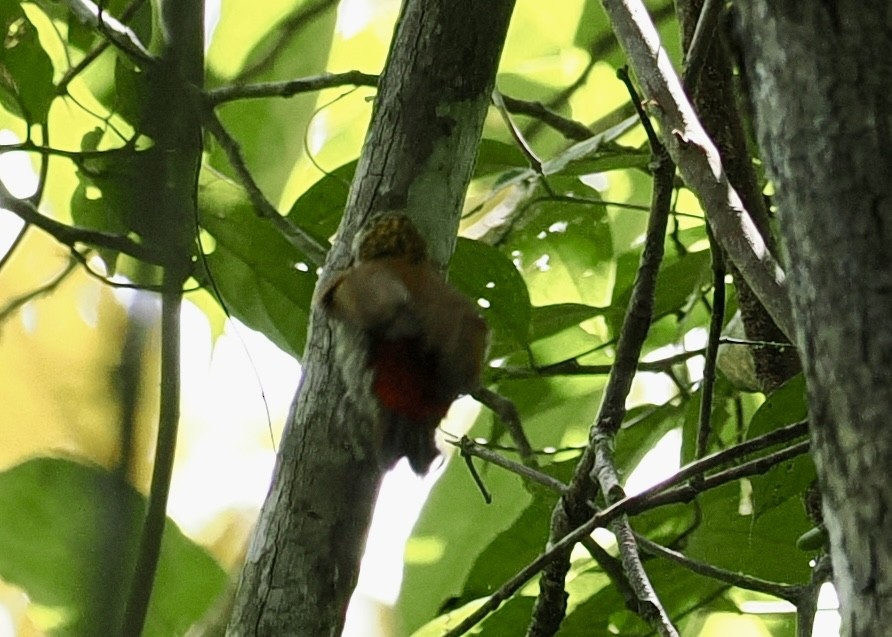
[{"left": 319, "top": 214, "right": 488, "bottom": 473}]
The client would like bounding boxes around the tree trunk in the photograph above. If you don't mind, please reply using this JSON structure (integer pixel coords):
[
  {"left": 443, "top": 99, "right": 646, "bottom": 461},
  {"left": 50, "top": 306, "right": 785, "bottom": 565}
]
[
  {"left": 734, "top": 4, "right": 892, "bottom": 636},
  {"left": 226, "top": 1, "right": 515, "bottom": 635}
]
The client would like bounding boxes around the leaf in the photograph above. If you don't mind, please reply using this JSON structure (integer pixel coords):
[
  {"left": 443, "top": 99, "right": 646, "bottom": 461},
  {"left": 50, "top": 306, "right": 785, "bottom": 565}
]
[
  {"left": 503, "top": 183, "right": 613, "bottom": 310},
  {"left": 541, "top": 117, "right": 640, "bottom": 176},
  {"left": 473, "top": 139, "right": 528, "bottom": 178},
  {"left": 461, "top": 495, "right": 555, "bottom": 601},
  {"left": 0, "top": 457, "right": 226, "bottom": 637},
  {"left": 683, "top": 481, "right": 812, "bottom": 584},
  {"left": 0, "top": 1, "right": 55, "bottom": 122},
  {"left": 450, "top": 237, "right": 532, "bottom": 356},
  {"left": 397, "top": 453, "right": 534, "bottom": 634},
  {"left": 609, "top": 249, "right": 711, "bottom": 335},
  {"left": 528, "top": 302, "right": 610, "bottom": 343},
  {"left": 746, "top": 375, "right": 814, "bottom": 519},
  {"left": 561, "top": 560, "right": 730, "bottom": 636},
  {"left": 284, "top": 160, "right": 355, "bottom": 245},
  {"left": 198, "top": 169, "right": 318, "bottom": 359}
]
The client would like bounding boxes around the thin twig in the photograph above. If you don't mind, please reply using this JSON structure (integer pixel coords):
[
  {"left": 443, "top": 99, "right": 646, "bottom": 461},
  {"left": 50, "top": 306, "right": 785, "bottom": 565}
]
[
  {"left": 0, "top": 258, "right": 78, "bottom": 325},
  {"left": 598, "top": 0, "right": 795, "bottom": 341},
  {"left": 720, "top": 336, "right": 797, "bottom": 349},
  {"left": 696, "top": 228, "right": 726, "bottom": 461},
  {"left": 461, "top": 449, "right": 493, "bottom": 504},
  {"left": 492, "top": 348, "right": 706, "bottom": 380},
  {"left": 205, "top": 71, "right": 379, "bottom": 105},
  {"left": 57, "top": 0, "right": 149, "bottom": 93},
  {"left": 682, "top": 0, "right": 724, "bottom": 92},
  {"left": 492, "top": 90, "right": 548, "bottom": 184},
  {"left": 500, "top": 95, "right": 594, "bottom": 141},
  {"left": 61, "top": 0, "right": 156, "bottom": 66},
  {"left": 121, "top": 280, "right": 183, "bottom": 635},
  {"left": 0, "top": 181, "right": 165, "bottom": 264},
  {"left": 201, "top": 106, "right": 328, "bottom": 266},
  {"left": 635, "top": 533, "right": 803, "bottom": 602},
  {"left": 471, "top": 387, "right": 535, "bottom": 466},
  {"left": 0, "top": 224, "right": 29, "bottom": 274},
  {"left": 454, "top": 437, "right": 566, "bottom": 493}
]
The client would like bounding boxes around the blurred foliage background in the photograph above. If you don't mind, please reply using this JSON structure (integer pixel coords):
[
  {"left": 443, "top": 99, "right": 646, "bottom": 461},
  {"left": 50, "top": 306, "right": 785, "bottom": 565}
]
[{"left": 0, "top": 0, "right": 832, "bottom": 635}]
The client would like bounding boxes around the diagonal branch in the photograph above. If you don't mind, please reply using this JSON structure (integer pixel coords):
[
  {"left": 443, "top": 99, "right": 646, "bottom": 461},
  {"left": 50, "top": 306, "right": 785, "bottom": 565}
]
[
  {"left": 201, "top": 106, "right": 328, "bottom": 266},
  {"left": 60, "top": 0, "right": 156, "bottom": 66},
  {"left": 634, "top": 533, "right": 803, "bottom": 603},
  {"left": 0, "top": 181, "right": 165, "bottom": 264},
  {"left": 525, "top": 76, "right": 678, "bottom": 633},
  {"left": 443, "top": 428, "right": 810, "bottom": 637},
  {"left": 598, "top": 0, "right": 795, "bottom": 341}
]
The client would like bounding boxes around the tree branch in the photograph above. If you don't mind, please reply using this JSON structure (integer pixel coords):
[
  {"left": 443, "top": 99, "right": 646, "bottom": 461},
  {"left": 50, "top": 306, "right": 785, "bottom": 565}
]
[
  {"left": 442, "top": 430, "right": 810, "bottom": 637},
  {"left": 60, "top": 0, "right": 155, "bottom": 66},
  {"left": 0, "top": 181, "right": 166, "bottom": 264},
  {"left": 634, "top": 533, "right": 803, "bottom": 602},
  {"left": 120, "top": 0, "right": 204, "bottom": 633},
  {"left": 226, "top": 1, "right": 517, "bottom": 633},
  {"left": 598, "top": 0, "right": 795, "bottom": 341},
  {"left": 525, "top": 79, "right": 677, "bottom": 633},
  {"left": 201, "top": 106, "right": 328, "bottom": 266},
  {"left": 205, "top": 71, "right": 379, "bottom": 105}
]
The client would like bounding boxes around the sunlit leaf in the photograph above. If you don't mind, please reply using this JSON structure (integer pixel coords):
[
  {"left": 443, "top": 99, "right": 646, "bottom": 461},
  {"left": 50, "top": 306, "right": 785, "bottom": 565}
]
[
  {"left": 0, "top": 0, "right": 55, "bottom": 122},
  {"left": 198, "top": 169, "right": 318, "bottom": 359},
  {"left": 0, "top": 457, "right": 226, "bottom": 637}
]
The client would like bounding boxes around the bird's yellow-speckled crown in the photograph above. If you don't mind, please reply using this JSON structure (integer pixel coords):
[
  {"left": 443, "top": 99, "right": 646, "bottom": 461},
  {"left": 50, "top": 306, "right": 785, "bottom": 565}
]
[{"left": 353, "top": 213, "right": 429, "bottom": 264}]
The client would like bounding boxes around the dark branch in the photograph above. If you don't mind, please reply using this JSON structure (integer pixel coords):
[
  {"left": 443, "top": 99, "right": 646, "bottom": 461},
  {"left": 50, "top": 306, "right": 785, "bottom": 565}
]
[
  {"left": 201, "top": 106, "right": 328, "bottom": 266},
  {"left": 443, "top": 421, "right": 810, "bottom": 636},
  {"left": 635, "top": 533, "right": 804, "bottom": 603},
  {"left": 205, "top": 71, "right": 379, "bottom": 105},
  {"left": 0, "top": 182, "right": 165, "bottom": 264}
]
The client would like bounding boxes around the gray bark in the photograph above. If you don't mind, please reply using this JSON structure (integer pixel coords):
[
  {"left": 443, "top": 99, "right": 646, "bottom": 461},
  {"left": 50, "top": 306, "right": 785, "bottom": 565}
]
[
  {"left": 225, "top": 0, "right": 515, "bottom": 635},
  {"left": 735, "top": 4, "right": 892, "bottom": 636}
]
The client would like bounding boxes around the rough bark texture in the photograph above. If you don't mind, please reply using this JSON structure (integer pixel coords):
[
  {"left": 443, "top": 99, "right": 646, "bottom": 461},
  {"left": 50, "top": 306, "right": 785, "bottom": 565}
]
[
  {"left": 598, "top": 0, "right": 795, "bottom": 340},
  {"left": 225, "top": 1, "right": 515, "bottom": 635},
  {"left": 676, "top": 0, "right": 800, "bottom": 392},
  {"left": 735, "top": 4, "right": 892, "bottom": 636}
]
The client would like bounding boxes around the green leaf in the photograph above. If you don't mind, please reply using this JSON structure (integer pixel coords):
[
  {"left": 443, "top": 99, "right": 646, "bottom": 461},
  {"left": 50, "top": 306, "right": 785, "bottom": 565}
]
[
  {"left": 503, "top": 183, "right": 613, "bottom": 310},
  {"left": 198, "top": 169, "right": 318, "bottom": 359},
  {"left": 0, "top": 457, "right": 226, "bottom": 637},
  {"left": 684, "top": 481, "right": 812, "bottom": 584},
  {"left": 74, "top": 144, "right": 192, "bottom": 258},
  {"left": 450, "top": 237, "right": 532, "bottom": 356},
  {"left": 473, "top": 139, "right": 528, "bottom": 178},
  {"left": 747, "top": 375, "right": 814, "bottom": 519},
  {"left": 561, "top": 560, "right": 730, "bottom": 636},
  {"left": 207, "top": 1, "right": 338, "bottom": 203},
  {"left": 541, "top": 117, "right": 640, "bottom": 176},
  {"left": 397, "top": 453, "right": 534, "bottom": 634},
  {"left": 528, "top": 302, "right": 610, "bottom": 344},
  {"left": 609, "top": 248, "right": 711, "bottom": 335},
  {"left": 284, "top": 160, "right": 355, "bottom": 245},
  {"left": 461, "top": 495, "right": 556, "bottom": 601},
  {"left": 0, "top": 0, "right": 55, "bottom": 122}
]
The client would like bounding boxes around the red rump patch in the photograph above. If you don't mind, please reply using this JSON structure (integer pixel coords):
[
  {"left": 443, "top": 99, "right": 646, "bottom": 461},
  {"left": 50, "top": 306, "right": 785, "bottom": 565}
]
[{"left": 370, "top": 338, "right": 451, "bottom": 425}]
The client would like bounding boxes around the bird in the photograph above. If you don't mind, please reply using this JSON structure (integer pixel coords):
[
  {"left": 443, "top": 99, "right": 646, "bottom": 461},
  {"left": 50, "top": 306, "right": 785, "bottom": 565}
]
[{"left": 318, "top": 213, "right": 489, "bottom": 473}]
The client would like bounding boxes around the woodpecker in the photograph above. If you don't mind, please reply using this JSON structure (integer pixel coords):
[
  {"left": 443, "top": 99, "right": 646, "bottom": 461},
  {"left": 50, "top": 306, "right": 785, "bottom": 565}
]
[{"left": 318, "top": 214, "right": 489, "bottom": 473}]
